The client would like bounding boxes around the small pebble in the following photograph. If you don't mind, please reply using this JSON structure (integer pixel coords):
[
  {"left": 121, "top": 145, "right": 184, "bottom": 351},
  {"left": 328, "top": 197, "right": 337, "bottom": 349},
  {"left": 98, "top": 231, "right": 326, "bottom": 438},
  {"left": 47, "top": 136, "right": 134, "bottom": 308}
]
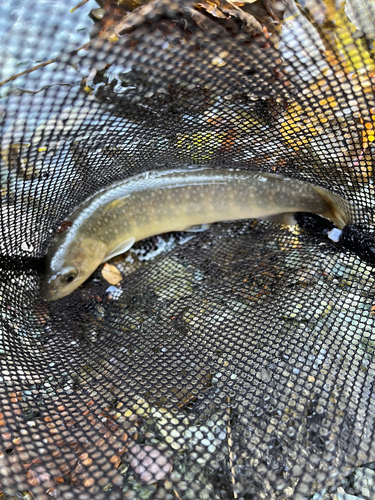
[{"left": 129, "top": 444, "right": 172, "bottom": 485}]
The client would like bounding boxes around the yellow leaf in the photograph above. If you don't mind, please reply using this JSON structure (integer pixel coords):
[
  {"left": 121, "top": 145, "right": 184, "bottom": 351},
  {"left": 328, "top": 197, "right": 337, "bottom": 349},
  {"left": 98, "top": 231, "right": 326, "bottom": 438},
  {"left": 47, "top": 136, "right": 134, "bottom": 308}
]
[{"left": 101, "top": 264, "right": 123, "bottom": 285}]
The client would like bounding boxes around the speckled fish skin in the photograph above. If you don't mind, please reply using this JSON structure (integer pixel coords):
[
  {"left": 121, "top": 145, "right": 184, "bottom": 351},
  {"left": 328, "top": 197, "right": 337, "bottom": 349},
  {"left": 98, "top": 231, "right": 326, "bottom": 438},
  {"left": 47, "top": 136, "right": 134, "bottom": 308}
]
[{"left": 41, "top": 167, "right": 359, "bottom": 301}]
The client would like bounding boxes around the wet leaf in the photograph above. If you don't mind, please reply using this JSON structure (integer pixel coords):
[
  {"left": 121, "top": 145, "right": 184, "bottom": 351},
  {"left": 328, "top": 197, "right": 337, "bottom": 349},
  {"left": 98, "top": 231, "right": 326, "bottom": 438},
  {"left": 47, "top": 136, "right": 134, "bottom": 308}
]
[
  {"left": 197, "top": 2, "right": 227, "bottom": 18},
  {"left": 230, "top": 0, "right": 258, "bottom": 4},
  {"left": 95, "top": 0, "right": 286, "bottom": 42},
  {"left": 98, "top": 0, "right": 157, "bottom": 41},
  {"left": 223, "top": 7, "right": 263, "bottom": 33},
  {"left": 102, "top": 264, "right": 123, "bottom": 285}
]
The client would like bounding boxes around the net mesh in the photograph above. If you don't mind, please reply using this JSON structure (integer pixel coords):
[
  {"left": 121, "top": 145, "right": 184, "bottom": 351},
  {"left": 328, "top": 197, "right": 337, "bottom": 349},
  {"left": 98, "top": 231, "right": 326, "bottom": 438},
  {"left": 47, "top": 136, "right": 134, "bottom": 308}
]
[{"left": 1, "top": 0, "right": 375, "bottom": 498}]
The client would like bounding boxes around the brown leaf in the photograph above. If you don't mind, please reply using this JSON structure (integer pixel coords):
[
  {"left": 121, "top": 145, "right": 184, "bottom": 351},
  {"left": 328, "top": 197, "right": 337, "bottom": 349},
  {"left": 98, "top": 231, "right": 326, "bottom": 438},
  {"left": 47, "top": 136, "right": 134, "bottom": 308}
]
[
  {"left": 184, "top": 5, "right": 221, "bottom": 31},
  {"left": 26, "top": 469, "right": 39, "bottom": 486},
  {"left": 101, "top": 264, "right": 123, "bottom": 285},
  {"left": 230, "top": 0, "right": 258, "bottom": 4},
  {"left": 197, "top": 2, "right": 228, "bottom": 18},
  {"left": 98, "top": 0, "right": 158, "bottom": 41},
  {"left": 222, "top": 7, "right": 263, "bottom": 33}
]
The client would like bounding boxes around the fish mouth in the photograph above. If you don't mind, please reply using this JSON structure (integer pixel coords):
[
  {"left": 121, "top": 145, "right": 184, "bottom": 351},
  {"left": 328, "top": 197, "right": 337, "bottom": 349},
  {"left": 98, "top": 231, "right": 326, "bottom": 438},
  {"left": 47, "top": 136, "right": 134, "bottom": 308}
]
[
  {"left": 40, "top": 273, "right": 85, "bottom": 301},
  {"left": 41, "top": 286, "right": 57, "bottom": 301},
  {"left": 40, "top": 278, "right": 60, "bottom": 301}
]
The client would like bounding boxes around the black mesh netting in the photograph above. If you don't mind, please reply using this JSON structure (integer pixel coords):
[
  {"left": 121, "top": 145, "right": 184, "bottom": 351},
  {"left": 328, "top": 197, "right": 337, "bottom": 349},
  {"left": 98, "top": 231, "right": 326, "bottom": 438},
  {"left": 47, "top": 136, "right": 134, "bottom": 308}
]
[{"left": 2, "top": 0, "right": 375, "bottom": 498}]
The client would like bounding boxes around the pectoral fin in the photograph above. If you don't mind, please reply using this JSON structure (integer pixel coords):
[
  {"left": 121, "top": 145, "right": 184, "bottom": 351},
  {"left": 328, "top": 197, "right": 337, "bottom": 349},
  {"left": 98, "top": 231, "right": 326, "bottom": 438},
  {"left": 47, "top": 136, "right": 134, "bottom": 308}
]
[
  {"left": 104, "top": 238, "right": 135, "bottom": 262},
  {"left": 184, "top": 223, "right": 211, "bottom": 232},
  {"left": 261, "top": 213, "right": 297, "bottom": 226}
]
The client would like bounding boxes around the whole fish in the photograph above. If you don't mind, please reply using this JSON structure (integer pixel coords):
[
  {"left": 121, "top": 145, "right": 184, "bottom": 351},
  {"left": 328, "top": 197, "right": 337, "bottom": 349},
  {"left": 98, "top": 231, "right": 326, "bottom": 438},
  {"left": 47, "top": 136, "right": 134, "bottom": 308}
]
[{"left": 41, "top": 167, "right": 360, "bottom": 301}]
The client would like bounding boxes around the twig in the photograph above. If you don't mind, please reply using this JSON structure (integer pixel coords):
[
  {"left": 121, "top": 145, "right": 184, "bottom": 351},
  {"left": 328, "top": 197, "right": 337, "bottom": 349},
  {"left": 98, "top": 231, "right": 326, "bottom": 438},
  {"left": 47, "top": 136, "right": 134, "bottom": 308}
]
[
  {"left": 70, "top": 0, "right": 89, "bottom": 13},
  {"left": 8, "top": 83, "right": 72, "bottom": 96},
  {"left": 0, "top": 43, "right": 89, "bottom": 88},
  {"left": 173, "top": 488, "right": 183, "bottom": 500},
  {"left": 0, "top": 58, "right": 59, "bottom": 87},
  {"left": 227, "top": 396, "right": 238, "bottom": 499}
]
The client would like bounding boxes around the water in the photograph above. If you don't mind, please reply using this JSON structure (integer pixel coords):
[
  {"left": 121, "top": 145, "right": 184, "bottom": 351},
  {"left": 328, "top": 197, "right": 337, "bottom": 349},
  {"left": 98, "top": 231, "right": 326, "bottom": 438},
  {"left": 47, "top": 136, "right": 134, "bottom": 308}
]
[{"left": 0, "top": 0, "right": 96, "bottom": 91}]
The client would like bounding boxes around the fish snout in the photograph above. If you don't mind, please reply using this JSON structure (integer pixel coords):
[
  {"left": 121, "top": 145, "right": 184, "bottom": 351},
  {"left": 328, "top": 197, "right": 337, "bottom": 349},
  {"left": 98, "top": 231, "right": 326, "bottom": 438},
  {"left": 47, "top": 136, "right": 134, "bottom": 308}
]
[{"left": 40, "top": 277, "right": 60, "bottom": 301}]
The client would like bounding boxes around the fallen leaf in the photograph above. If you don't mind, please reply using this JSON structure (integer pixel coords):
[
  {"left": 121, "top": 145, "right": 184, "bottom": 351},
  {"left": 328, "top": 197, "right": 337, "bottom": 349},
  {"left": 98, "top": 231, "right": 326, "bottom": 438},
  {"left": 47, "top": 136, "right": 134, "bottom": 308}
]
[
  {"left": 222, "top": 7, "right": 263, "bottom": 33},
  {"left": 229, "top": 0, "right": 258, "bottom": 4},
  {"left": 98, "top": 0, "right": 158, "bottom": 41},
  {"left": 197, "top": 2, "right": 228, "bottom": 18},
  {"left": 101, "top": 264, "right": 123, "bottom": 285}
]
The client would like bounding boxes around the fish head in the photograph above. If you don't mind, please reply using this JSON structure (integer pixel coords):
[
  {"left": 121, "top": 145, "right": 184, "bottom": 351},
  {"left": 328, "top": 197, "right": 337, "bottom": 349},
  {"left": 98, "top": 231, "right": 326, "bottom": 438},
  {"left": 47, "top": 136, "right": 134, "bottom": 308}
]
[{"left": 41, "top": 236, "right": 107, "bottom": 301}]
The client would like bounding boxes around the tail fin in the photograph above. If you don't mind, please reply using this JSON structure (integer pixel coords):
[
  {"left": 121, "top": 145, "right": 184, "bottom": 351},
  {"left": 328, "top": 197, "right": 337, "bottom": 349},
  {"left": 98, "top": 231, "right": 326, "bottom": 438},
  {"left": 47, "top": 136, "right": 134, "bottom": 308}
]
[{"left": 313, "top": 186, "right": 364, "bottom": 229}]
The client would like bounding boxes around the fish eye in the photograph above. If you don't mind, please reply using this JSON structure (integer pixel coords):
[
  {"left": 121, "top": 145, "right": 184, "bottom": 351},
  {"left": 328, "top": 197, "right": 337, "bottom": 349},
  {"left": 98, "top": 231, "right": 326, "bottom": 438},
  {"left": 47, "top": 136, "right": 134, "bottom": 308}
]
[{"left": 60, "top": 268, "right": 78, "bottom": 284}]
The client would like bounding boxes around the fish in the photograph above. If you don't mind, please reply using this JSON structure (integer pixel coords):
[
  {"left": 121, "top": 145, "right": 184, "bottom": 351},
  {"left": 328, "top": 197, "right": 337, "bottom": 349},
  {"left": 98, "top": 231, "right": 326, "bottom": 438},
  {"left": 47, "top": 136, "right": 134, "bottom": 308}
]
[{"left": 41, "top": 167, "right": 361, "bottom": 301}]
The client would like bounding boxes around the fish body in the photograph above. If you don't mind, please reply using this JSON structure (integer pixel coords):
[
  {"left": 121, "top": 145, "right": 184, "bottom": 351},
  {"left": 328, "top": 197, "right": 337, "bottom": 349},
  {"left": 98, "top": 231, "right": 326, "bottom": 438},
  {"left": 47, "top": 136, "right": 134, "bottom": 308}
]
[{"left": 42, "top": 167, "right": 359, "bottom": 300}]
